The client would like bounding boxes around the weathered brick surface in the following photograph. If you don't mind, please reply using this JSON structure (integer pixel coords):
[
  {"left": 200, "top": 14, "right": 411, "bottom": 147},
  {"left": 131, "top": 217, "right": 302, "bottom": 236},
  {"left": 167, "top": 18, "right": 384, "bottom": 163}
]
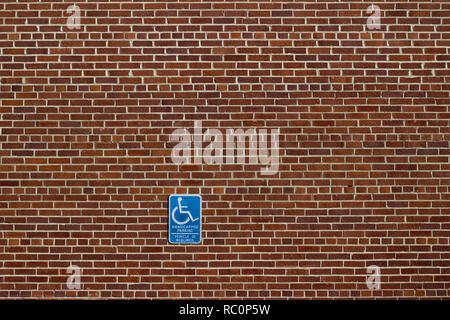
[{"left": 0, "top": 0, "right": 449, "bottom": 299}]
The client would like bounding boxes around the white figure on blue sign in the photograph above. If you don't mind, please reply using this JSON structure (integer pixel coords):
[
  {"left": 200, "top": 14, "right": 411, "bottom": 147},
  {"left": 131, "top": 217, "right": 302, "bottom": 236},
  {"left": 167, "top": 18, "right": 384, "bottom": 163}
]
[
  {"left": 169, "top": 195, "right": 201, "bottom": 244},
  {"left": 172, "top": 197, "right": 199, "bottom": 225}
]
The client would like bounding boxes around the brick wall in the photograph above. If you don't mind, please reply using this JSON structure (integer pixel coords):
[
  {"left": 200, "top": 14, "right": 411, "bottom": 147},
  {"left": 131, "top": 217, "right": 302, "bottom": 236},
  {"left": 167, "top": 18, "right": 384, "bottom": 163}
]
[{"left": 0, "top": 0, "right": 449, "bottom": 299}]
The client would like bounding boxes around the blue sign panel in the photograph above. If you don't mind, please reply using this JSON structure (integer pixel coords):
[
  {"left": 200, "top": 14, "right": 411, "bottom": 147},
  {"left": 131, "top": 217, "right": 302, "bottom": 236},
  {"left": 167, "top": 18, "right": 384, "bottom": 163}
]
[{"left": 169, "top": 194, "right": 201, "bottom": 244}]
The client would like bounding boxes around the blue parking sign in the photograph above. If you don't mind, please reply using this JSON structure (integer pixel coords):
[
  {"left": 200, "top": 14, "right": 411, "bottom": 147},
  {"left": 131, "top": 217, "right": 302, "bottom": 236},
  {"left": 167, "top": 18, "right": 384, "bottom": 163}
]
[{"left": 169, "top": 194, "right": 201, "bottom": 244}]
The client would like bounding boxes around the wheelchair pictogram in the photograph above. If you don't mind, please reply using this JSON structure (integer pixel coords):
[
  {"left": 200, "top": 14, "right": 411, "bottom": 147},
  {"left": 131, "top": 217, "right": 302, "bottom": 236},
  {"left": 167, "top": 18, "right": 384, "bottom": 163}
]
[{"left": 172, "top": 196, "right": 199, "bottom": 225}]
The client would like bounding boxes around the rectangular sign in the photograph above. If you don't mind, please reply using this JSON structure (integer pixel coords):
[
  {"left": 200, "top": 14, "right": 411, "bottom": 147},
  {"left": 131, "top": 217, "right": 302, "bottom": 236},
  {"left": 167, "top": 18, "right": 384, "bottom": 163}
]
[{"left": 168, "top": 194, "right": 201, "bottom": 244}]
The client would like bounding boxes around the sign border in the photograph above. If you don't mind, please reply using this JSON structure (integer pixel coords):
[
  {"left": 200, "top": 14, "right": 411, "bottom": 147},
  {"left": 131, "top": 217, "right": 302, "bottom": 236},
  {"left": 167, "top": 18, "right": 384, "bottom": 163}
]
[{"left": 168, "top": 194, "right": 202, "bottom": 245}]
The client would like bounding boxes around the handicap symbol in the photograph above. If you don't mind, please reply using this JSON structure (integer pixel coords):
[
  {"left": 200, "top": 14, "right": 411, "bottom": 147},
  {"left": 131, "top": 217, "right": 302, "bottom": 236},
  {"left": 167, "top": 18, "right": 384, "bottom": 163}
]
[{"left": 171, "top": 196, "right": 199, "bottom": 225}]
